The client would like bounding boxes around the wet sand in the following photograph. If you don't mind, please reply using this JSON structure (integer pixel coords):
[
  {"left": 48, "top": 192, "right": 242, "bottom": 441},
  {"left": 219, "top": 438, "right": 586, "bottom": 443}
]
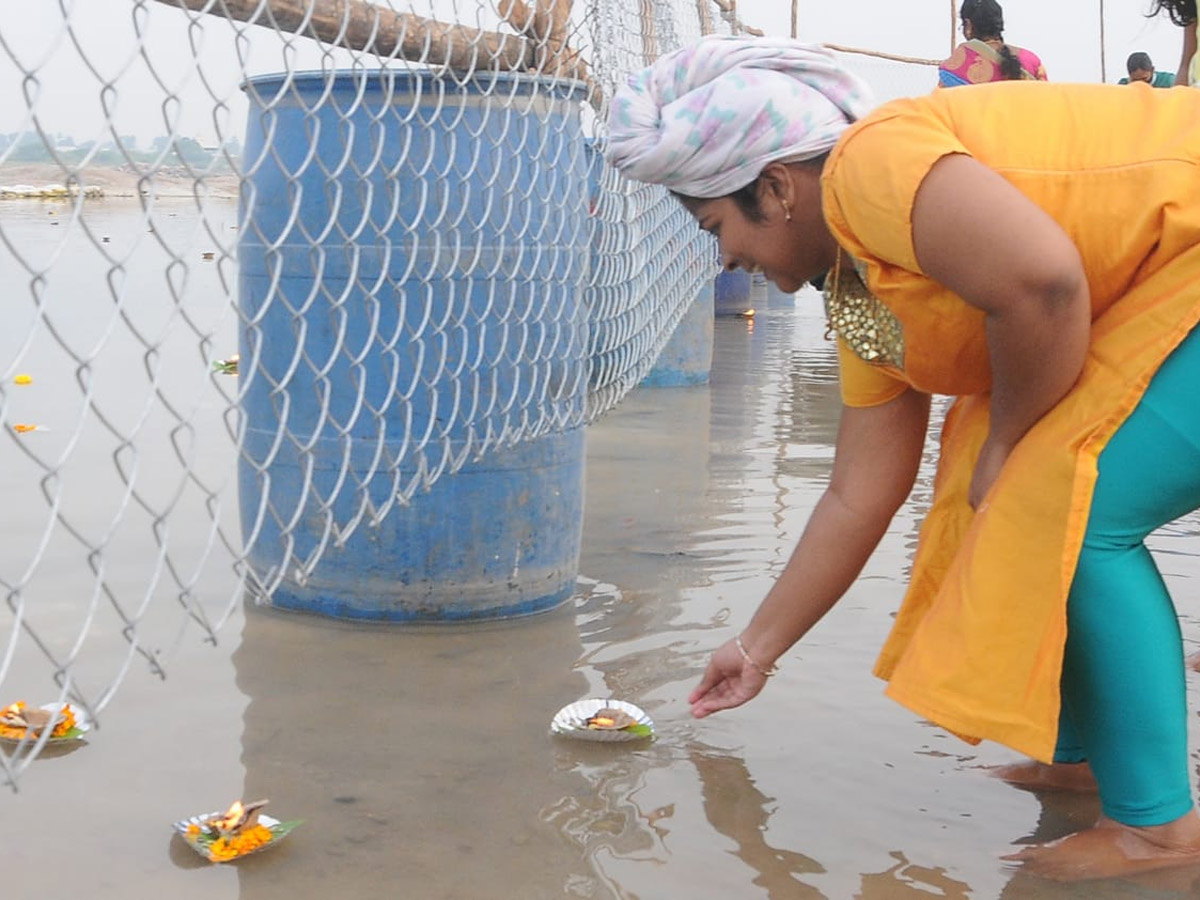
[{"left": 3, "top": 199, "right": 1200, "bottom": 898}]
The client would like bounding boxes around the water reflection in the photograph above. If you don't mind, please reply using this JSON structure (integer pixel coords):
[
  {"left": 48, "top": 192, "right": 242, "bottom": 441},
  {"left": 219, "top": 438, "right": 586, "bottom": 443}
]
[
  {"left": 232, "top": 603, "right": 601, "bottom": 898},
  {"left": 689, "top": 742, "right": 828, "bottom": 899},
  {"left": 858, "top": 850, "right": 972, "bottom": 898}
]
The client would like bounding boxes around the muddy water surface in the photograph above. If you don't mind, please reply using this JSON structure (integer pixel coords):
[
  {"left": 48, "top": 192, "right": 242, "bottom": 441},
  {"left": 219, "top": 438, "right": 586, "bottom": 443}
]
[{"left": 3, "top": 198, "right": 1200, "bottom": 899}]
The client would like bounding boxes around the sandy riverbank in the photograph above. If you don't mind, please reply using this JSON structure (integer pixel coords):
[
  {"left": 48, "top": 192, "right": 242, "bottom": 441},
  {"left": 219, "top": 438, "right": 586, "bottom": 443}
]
[{"left": 0, "top": 162, "right": 240, "bottom": 200}]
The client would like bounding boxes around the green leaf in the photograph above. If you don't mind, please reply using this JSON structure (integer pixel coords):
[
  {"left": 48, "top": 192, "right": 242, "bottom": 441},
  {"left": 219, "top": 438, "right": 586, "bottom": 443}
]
[
  {"left": 189, "top": 829, "right": 217, "bottom": 847},
  {"left": 623, "top": 724, "right": 653, "bottom": 738},
  {"left": 268, "top": 819, "right": 304, "bottom": 840},
  {"left": 55, "top": 726, "right": 87, "bottom": 741}
]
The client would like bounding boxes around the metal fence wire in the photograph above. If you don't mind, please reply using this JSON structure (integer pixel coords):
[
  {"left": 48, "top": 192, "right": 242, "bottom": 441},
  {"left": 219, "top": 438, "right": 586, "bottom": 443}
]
[{"left": 0, "top": 0, "right": 935, "bottom": 787}]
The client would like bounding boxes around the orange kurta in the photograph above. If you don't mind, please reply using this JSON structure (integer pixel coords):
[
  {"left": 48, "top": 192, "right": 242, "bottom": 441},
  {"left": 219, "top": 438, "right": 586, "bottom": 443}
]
[{"left": 820, "top": 81, "right": 1200, "bottom": 762}]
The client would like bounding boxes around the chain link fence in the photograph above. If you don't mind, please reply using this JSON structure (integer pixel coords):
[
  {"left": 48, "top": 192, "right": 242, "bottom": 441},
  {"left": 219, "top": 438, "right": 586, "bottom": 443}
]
[
  {"left": 0, "top": 0, "right": 743, "bottom": 788},
  {"left": 0, "top": 0, "right": 944, "bottom": 788}
]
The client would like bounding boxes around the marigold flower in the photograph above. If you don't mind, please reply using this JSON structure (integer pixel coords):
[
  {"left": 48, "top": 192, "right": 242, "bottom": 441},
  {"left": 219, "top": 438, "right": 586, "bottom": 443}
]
[{"left": 206, "top": 824, "right": 273, "bottom": 860}]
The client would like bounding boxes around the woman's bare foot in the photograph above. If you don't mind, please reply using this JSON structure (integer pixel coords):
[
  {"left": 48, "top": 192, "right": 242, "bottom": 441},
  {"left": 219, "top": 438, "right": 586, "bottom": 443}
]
[
  {"left": 985, "top": 760, "right": 1098, "bottom": 793},
  {"left": 1003, "top": 812, "right": 1200, "bottom": 881}
]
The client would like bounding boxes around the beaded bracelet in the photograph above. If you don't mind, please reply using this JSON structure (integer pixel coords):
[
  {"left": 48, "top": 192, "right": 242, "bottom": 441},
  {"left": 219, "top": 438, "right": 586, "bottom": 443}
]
[{"left": 735, "top": 635, "right": 780, "bottom": 677}]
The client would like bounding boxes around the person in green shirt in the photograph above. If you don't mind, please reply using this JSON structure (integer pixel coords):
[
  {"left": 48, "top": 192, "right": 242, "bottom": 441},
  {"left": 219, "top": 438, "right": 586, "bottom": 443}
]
[{"left": 1119, "top": 51, "right": 1176, "bottom": 86}]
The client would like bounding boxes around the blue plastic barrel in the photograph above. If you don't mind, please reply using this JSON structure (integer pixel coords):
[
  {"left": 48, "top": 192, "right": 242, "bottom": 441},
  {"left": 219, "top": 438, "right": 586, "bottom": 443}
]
[
  {"left": 237, "top": 70, "right": 588, "bottom": 621},
  {"left": 640, "top": 281, "right": 714, "bottom": 386},
  {"left": 714, "top": 270, "right": 754, "bottom": 316}
]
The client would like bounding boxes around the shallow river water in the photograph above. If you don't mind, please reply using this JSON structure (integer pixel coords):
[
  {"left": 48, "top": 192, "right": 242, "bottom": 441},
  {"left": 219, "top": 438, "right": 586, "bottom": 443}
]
[{"left": 4, "top": 198, "right": 1200, "bottom": 899}]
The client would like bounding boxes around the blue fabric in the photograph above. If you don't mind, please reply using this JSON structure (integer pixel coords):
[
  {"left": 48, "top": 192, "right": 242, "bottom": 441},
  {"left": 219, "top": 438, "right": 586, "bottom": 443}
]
[
  {"left": 1055, "top": 322, "right": 1200, "bottom": 825},
  {"left": 938, "top": 68, "right": 972, "bottom": 88}
]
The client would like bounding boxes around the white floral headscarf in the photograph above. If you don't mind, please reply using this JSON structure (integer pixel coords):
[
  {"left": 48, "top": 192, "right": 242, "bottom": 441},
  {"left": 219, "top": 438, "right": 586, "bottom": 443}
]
[{"left": 606, "top": 36, "right": 874, "bottom": 198}]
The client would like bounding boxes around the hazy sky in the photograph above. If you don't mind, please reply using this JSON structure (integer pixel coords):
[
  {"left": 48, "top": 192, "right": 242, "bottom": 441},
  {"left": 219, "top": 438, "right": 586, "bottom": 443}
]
[{"left": 0, "top": 0, "right": 1188, "bottom": 146}]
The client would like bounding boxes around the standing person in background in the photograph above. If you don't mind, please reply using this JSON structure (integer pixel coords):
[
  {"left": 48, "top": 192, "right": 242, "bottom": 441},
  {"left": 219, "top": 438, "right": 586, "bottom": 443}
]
[
  {"left": 1119, "top": 51, "right": 1175, "bottom": 86},
  {"left": 1152, "top": 0, "right": 1198, "bottom": 86},
  {"left": 939, "top": 0, "right": 1048, "bottom": 86}
]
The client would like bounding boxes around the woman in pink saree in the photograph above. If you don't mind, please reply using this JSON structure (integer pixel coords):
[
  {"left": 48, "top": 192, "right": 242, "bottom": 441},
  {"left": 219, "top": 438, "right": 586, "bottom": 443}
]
[{"left": 939, "top": 0, "right": 1048, "bottom": 86}]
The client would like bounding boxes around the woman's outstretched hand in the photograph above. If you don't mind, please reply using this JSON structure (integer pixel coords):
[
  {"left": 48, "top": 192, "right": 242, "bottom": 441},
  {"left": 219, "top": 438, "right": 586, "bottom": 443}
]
[{"left": 688, "top": 638, "right": 770, "bottom": 718}]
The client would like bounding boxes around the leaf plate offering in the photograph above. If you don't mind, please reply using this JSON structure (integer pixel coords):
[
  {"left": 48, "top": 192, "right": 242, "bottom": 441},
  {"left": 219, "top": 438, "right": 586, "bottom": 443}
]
[
  {"left": 0, "top": 701, "right": 90, "bottom": 746},
  {"left": 550, "top": 698, "right": 654, "bottom": 743},
  {"left": 173, "top": 800, "right": 302, "bottom": 863}
]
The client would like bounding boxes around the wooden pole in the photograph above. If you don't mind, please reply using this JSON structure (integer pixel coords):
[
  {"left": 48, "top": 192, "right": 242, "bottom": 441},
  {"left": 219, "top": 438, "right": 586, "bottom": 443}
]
[
  {"left": 696, "top": 0, "right": 713, "bottom": 36},
  {"left": 639, "top": 0, "right": 657, "bottom": 64},
  {"left": 950, "top": 0, "right": 957, "bottom": 54},
  {"left": 1099, "top": 0, "right": 1108, "bottom": 82},
  {"left": 710, "top": 0, "right": 764, "bottom": 36},
  {"left": 791, "top": 0, "right": 798, "bottom": 39},
  {"left": 822, "top": 43, "right": 940, "bottom": 67},
  {"left": 152, "top": 0, "right": 587, "bottom": 79}
]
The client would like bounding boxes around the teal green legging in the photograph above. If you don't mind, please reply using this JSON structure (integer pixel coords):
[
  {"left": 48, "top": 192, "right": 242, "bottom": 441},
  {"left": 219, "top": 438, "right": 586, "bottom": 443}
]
[{"left": 1052, "top": 321, "right": 1200, "bottom": 826}]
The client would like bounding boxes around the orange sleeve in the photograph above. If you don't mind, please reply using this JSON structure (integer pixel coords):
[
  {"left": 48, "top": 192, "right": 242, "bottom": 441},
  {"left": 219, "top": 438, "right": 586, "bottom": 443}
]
[
  {"left": 836, "top": 339, "right": 908, "bottom": 408},
  {"left": 821, "top": 101, "right": 971, "bottom": 275}
]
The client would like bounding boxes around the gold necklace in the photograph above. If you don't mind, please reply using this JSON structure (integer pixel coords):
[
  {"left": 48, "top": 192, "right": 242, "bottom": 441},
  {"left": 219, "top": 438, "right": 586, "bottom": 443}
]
[{"left": 822, "top": 248, "right": 906, "bottom": 368}]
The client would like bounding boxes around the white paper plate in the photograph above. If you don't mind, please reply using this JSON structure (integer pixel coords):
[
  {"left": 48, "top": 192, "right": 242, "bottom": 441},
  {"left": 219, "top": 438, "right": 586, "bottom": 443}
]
[
  {"left": 550, "top": 698, "right": 654, "bottom": 743},
  {"left": 173, "top": 811, "right": 300, "bottom": 863},
  {"left": 0, "top": 703, "right": 91, "bottom": 746}
]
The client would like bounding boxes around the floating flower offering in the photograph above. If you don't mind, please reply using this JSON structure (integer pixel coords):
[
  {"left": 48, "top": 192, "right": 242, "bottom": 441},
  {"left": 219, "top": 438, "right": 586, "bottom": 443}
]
[
  {"left": 212, "top": 354, "right": 239, "bottom": 375},
  {"left": 0, "top": 701, "right": 89, "bottom": 744},
  {"left": 550, "top": 698, "right": 654, "bottom": 743},
  {"left": 174, "top": 799, "right": 302, "bottom": 863},
  {"left": 12, "top": 423, "right": 39, "bottom": 434},
  {"left": 13, "top": 374, "right": 32, "bottom": 385}
]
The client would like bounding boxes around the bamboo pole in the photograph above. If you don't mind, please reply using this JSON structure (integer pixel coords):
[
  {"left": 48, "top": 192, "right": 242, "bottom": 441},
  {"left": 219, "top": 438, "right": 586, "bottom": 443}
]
[
  {"left": 639, "top": 0, "right": 658, "bottom": 64},
  {"left": 710, "top": 0, "right": 763, "bottom": 36},
  {"left": 696, "top": 0, "right": 713, "bottom": 36},
  {"left": 152, "top": 0, "right": 587, "bottom": 79},
  {"left": 822, "top": 42, "right": 940, "bottom": 67},
  {"left": 790, "top": 0, "right": 797, "bottom": 39},
  {"left": 950, "top": 0, "right": 957, "bottom": 54},
  {"left": 496, "top": 0, "right": 580, "bottom": 76},
  {"left": 1099, "top": 0, "right": 1108, "bottom": 82}
]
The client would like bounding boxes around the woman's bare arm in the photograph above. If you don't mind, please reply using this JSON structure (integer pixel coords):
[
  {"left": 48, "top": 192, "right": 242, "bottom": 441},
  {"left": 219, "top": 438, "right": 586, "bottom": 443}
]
[
  {"left": 690, "top": 387, "right": 929, "bottom": 717},
  {"left": 1175, "top": 22, "right": 1196, "bottom": 86},
  {"left": 911, "top": 153, "right": 1091, "bottom": 507}
]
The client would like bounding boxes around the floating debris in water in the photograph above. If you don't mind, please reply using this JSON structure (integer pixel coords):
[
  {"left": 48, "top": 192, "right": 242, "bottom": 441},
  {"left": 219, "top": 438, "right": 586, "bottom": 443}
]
[
  {"left": 12, "top": 423, "right": 39, "bottom": 433},
  {"left": 212, "top": 354, "right": 239, "bottom": 376},
  {"left": 202, "top": 251, "right": 215, "bottom": 261},
  {"left": 13, "top": 374, "right": 32, "bottom": 385}
]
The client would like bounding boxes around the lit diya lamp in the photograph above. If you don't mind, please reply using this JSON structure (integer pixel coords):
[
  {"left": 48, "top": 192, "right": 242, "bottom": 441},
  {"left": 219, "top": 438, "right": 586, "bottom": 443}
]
[
  {"left": 204, "top": 798, "right": 270, "bottom": 837},
  {"left": 550, "top": 698, "right": 654, "bottom": 743},
  {"left": 585, "top": 708, "right": 638, "bottom": 730}
]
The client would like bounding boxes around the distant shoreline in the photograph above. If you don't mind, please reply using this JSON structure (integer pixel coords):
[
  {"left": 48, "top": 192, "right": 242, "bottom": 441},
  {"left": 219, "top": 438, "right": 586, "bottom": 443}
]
[{"left": 0, "top": 162, "right": 239, "bottom": 200}]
